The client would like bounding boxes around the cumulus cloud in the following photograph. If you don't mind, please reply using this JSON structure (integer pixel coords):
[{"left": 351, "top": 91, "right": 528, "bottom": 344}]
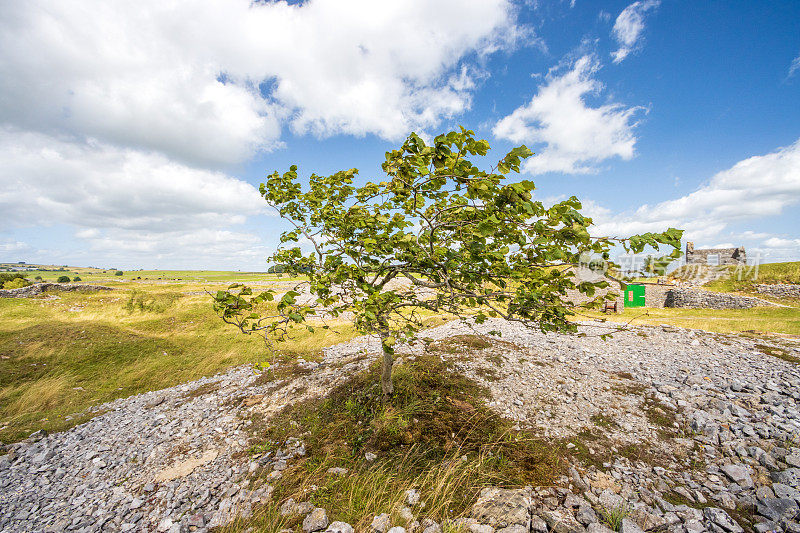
[
  {"left": 72, "top": 227, "right": 270, "bottom": 270},
  {"left": 586, "top": 139, "right": 800, "bottom": 254},
  {"left": 610, "top": 0, "right": 660, "bottom": 63},
  {"left": 493, "top": 55, "right": 644, "bottom": 174},
  {"left": 0, "top": 239, "right": 32, "bottom": 254},
  {"left": 0, "top": 127, "right": 265, "bottom": 232},
  {"left": 0, "top": 0, "right": 524, "bottom": 166},
  {"left": 763, "top": 237, "right": 800, "bottom": 248}
]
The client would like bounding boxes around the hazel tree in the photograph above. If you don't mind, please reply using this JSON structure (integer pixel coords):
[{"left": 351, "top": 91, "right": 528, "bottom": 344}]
[{"left": 213, "top": 128, "right": 682, "bottom": 399}]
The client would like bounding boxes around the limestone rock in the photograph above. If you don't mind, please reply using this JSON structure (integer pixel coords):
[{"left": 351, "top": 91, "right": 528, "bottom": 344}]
[
  {"left": 303, "top": 508, "right": 329, "bottom": 532},
  {"left": 470, "top": 487, "right": 531, "bottom": 529}
]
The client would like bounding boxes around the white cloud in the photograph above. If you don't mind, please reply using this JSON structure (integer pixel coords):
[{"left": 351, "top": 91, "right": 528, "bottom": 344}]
[
  {"left": 763, "top": 237, "right": 800, "bottom": 249},
  {"left": 586, "top": 139, "right": 800, "bottom": 255},
  {"left": 0, "top": 239, "right": 32, "bottom": 254},
  {"left": 0, "top": 127, "right": 265, "bottom": 232},
  {"left": 73, "top": 227, "right": 269, "bottom": 270},
  {"left": 789, "top": 52, "right": 800, "bottom": 79},
  {"left": 493, "top": 55, "right": 643, "bottom": 174},
  {"left": 610, "top": 0, "right": 660, "bottom": 63},
  {"left": 0, "top": 0, "right": 524, "bottom": 166}
]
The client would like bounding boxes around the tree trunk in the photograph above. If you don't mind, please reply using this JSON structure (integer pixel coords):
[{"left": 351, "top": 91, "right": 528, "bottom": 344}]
[{"left": 380, "top": 342, "right": 394, "bottom": 401}]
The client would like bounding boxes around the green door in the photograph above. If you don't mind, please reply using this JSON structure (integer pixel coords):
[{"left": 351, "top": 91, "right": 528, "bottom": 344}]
[{"left": 624, "top": 284, "right": 645, "bottom": 308}]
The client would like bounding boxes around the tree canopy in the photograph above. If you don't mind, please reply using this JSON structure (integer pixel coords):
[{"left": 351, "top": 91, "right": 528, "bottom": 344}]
[{"left": 213, "top": 128, "right": 682, "bottom": 398}]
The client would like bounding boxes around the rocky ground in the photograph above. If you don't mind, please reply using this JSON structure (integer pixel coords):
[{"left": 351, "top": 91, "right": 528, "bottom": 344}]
[{"left": 2, "top": 318, "right": 800, "bottom": 533}]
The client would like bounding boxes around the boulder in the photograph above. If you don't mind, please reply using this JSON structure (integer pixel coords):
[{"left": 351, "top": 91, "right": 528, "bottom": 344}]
[
  {"left": 470, "top": 487, "right": 531, "bottom": 529},
  {"left": 303, "top": 508, "right": 329, "bottom": 532}
]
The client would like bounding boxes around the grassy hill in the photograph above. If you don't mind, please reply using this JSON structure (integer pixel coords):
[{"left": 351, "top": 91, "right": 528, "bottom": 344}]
[
  {"left": 703, "top": 261, "right": 800, "bottom": 293},
  {"left": 0, "top": 277, "right": 353, "bottom": 443}
]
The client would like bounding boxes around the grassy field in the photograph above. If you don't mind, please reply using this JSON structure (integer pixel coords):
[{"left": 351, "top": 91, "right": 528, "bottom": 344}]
[
  {"left": 14, "top": 269, "right": 293, "bottom": 284},
  {"left": 0, "top": 279, "right": 354, "bottom": 443},
  {"left": 700, "top": 261, "right": 800, "bottom": 293},
  {"left": 587, "top": 306, "right": 800, "bottom": 336},
  {"left": 1, "top": 265, "right": 798, "bottom": 445}
]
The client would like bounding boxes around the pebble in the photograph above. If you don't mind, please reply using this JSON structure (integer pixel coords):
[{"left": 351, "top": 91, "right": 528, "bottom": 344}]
[{"left": 2, "top": 317, "right": 800, "bottom": 533}]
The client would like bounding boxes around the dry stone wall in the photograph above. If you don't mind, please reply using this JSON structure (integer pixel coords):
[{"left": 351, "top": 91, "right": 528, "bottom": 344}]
[
  {"left": 756, "top": 284, "right": 800, "bottom": 300},
  {"left": 0, "top": 282, "right": 112, "bottom": 298},
  {"left": 664, "top": 288, "right": 777, "bottom": 309}
]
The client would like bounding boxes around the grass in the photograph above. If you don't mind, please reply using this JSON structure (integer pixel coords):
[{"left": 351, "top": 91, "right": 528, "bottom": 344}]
[
  {"left": 702, "top": 261, "right": 800, "bottom": 293},
  {"left": 588, "top": 306, "right": 800, "bottom": 336},
  {"left": 3, "top": 263, "right": 307, "bottom": 284},
  {"left": 227, "top": 356, "right": 567, "bottom": 532},
  {"left": 598, "top": 501, "right": 630, "bottom": 532},
  {"left": 752, "top": 343, "right": 800, "bottom": 364},
  {"left": 0, "top": 281, "right": 355, "bottom": 443}
]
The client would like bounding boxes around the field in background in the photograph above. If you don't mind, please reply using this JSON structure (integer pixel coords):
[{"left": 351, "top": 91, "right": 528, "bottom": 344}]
[
  {"left": 587, "top": 306, "right": 800, "bottom": 337},
  {"left": 1, "top": 264, "right": 798, "bottom": 444},
  {"left": 702, "top": 261, "right": 800, "bottom": 293},
  {"left": 0, "top": 277, "right": 354, "bottom": 444}
]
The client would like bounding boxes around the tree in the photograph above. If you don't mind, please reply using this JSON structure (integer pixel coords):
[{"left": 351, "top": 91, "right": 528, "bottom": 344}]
[
  {"left": 57, "top": 275, "right": 71, "bottom": 283},
  {"left": 115, "top": 270, "right": 123, "bottom": 276},
  {"left": 73, "top": 276, "right": 82, "bottom": 282},
  {"left": 213, "top": 129, "right": 682, "bottom": 400}
]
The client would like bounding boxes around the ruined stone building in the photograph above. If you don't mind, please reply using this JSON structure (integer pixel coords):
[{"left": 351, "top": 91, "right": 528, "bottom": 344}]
[{"left": 685, "top": 242, "right": 746, "bottom": 265}]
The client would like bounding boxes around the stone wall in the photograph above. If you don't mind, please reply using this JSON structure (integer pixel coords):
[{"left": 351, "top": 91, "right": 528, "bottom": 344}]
[
  {"left": 685, "top": 241, "right": 746, "bottom": 265},
  {"left": 755, "top": 284, "right": 800, "bottom": 300},
  {"left": 664, "top": 288, "right": 777, "bottom": 309},
  {"left": 643, "top": 283, "right": 674, "bottom": 308},
  {"left": 0, "top": 282, "right": 113, "bottom": 298}
]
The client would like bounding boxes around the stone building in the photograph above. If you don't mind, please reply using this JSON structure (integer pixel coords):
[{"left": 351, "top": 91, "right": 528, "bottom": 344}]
[{"left": 685, "top": 241, "right": 746, "bottom": 265}]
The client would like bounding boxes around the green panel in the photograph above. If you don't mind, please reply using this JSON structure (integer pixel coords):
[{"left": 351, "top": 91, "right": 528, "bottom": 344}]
[{"left": 624, "top": 284, "right": 646, "bottom": 308}]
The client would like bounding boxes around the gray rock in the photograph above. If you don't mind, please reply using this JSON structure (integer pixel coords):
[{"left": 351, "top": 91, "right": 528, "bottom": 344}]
[
  {"left": 406, "top": 488, "right": 421, "bottom": 506},
  {"left": 372, "top": 513, "right": 391, "bottom": 533},
  {"left": 684, "top": 518, "right": 705, "bottom": 533},
  {"left": 470, "top": 487, "right": 531, "bottom": 529},
  {"left": 756, "top": 497, "right": 798, "bottom": 522},
  {"left": 531, "top": 515, "right": 548, "bottom": 533},
  {"left": 773, "top": 469, "right": 800, "bottom": 489},
  {"left": 303, "top": 508, "right": 329, "bottom": 532},
  {"left": 720, "top": 464, "right": 754, "bottom": 487},
  {"left": 703, "top": 507, "right": 743, "bottom": 533},
  {"left": 28, "top": 429, "right": 48, "bottom": 442},
  {"left": 570, "top": 466, "right": 590, "bottom": 492},
  {"left": 421, "top": 518, "right": 442, "bottom": 533},
  {"left": 620, "top": 518, "right": 644, "bottom": 533},
  {"left": 542, "top": 509, "right": 585, "bottom": 533},
  {"left": 325, "top": 522, "right": 354, "bottom": 533},
  {"left": 576, "top": 505, "right": 598, "bottom": 526},
  {"left": 586, "top": 523, "right": 614, "bottom": 533},
  {"left": 496, "top": 526, "right": 526, "bottom": 533},
  {"left": 387, "top": 528, "right": 406, "bottom": 533},
  {"left": 187, "top": 514, "right": 206, "bottom": 528},
  {"left": 775, "top": 483, "right": 800, "bottom": 502}
]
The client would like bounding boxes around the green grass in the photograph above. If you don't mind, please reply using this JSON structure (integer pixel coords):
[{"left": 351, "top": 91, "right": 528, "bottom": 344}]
[
  {"left": 15, "top": 269, "right": 305, "bottom": 284},
  {"left": 227, "top": 356, "right": 566, "bottom": 532},
  {"left": 702, "top": 261, "right": 800, "bottom": 293},
  {"left": 0, "top": 282, "right": 355, "bottom": 444},
  {"left": 589, "top": 306, "right": 800, "bottom": 336}
]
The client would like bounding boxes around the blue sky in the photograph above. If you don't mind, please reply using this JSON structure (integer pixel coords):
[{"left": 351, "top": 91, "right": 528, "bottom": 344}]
[{"left": 0, "top": 0, "right": 798, "bottom": 270}]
